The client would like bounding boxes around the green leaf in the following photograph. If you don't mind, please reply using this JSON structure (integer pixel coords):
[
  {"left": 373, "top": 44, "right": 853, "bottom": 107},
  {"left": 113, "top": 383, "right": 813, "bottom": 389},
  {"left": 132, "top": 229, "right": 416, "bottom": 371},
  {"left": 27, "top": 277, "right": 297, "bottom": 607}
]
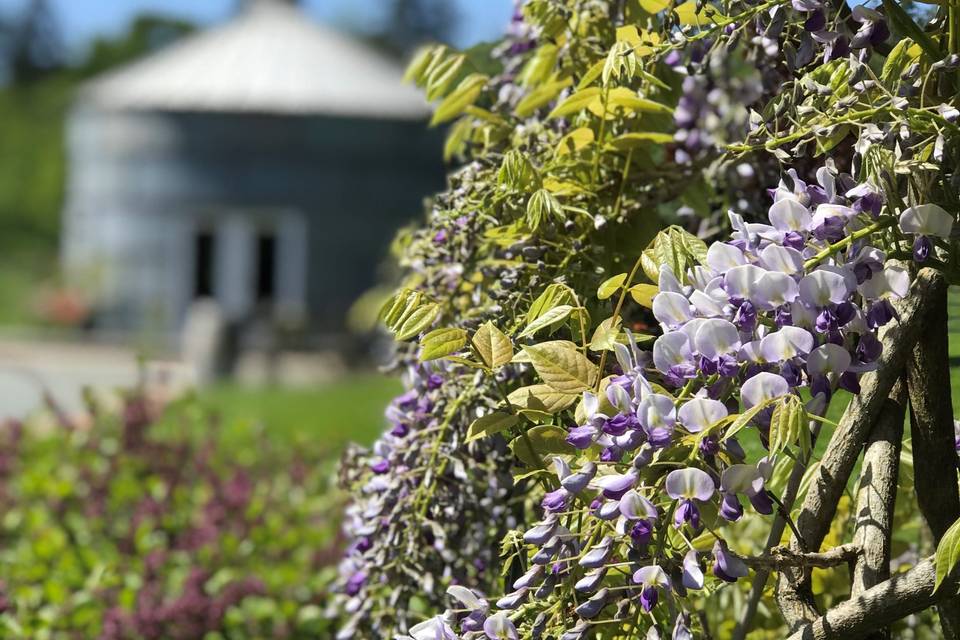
[
  {"left": 518, "top": 305, "right": 576, "bottom": 339},
  {"left": 380, "top": 288, "right": 420, "bottom": 326},
  {"left": 880, "top": 0, "right": 941, "bottom": 62},
  {"left": 674, "top": 1, "right": 724, "bottom": 25},
  {"left": 555, "top": 127, "right": 595, "bottom": 156},
  {"left": 517, "top": 43, "right": 558, "bottom": 87},
  {"left": 640, "top": 248, "right": 660, "bottom": 283},
  {"left": 516, "top": 77, "right": 573, "bottom": 117},
  {"left": 577, "top": 59, "right": 606, "bottom": 90},
  {"left": 602, "top": 41, "right": 637, "bottom": 85},
  {"left": 603, "top": 87, "right": 673, "bottom": 115},
  {"left": 608, "top": 132, "right": 675, "bottom": 150},
  {"left": 443, "top": 116, "right": 472, "bottom": 162},
  {"left": 598, "top": 273, "right": 628, "bottom": 300},
  {"left": 419, "top": 327, "right": 468, "bottom": 361},
  {"left": 445, "top": 355, "right": 485, "bottom": 369},
  {"left": 404, "top": 45, "right": 442, "bottom": 83},
  {"left": 936, "top": 516, "right": 960, "bottom": 592},
  {"left": 498, "top": 150, "right": 541, "bottom": 190},
  {"left": 381, "top": 289, "right": 439, "bottom": 342},
  {"left": 674, "top": 227, "right": 708, "bottom": 265},
  {"left": 814, "top": 125, "right": 850, "bottom": 157},
  {"left": 638, "top": 0, "right": 669, "bottom": 12},
  {"left": 769, "top": 396, "right": 804, "bottom": 455},
  {"left": 642, "top": 226, "right": 708, "bottom": 284},
  {"left": 723, "top": 398, "right": 776, "bottom": 442},
  {"left": 526, "top": 283, "right": 578, "bottom": 325},
  {"left": 507, "top": 384, "right": 578, "bottom": 414},
  {"left": 472, "top": 322, "right": 514, "bottom": 369},
  {"left": 431, "top": 73, "right": 488, "bottom": 126},
  {"left": 526, "top": 189, "right": 563, "bottom": 230},
  {"left": 629, "top": 283, "right": 658, "bottom": 308},
  {"left": 511, "top": 425, "right": 575, "bottom": 467},
  {"left": 425, "top": 54, "right": 465, "bottom": 101},
  {"left": 466, "top": 412, "right": 521, "bottom": 443},
  {"left": 395, "top": 303, "right": 439, "bottom": 341},
  {"left": 880, "top": 38, "right": 918, "bottom": 85},
  {"left": 589, "top": 317, "right": 622, "bottom": 352},
  {"left": 548, "top": 87, "right": 602, "bottom": 119},
  {"left": 523, "top": 341, "right": 598, "bottom": 394}
]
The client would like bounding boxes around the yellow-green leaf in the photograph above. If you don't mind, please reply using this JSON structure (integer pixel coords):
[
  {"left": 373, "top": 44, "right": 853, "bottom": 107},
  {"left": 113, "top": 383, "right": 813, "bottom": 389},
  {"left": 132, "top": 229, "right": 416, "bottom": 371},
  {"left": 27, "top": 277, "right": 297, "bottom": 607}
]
[
  {"left": 431, "top": 73, "right": 488, "bottom": 126},
  {"left": 603, "top": 87, "right": 673, "bottom": 115},
  {"left": 425, "top": 54, "right": 465, "bottom": 101},
  {"left": 395, "top": 302, "right": 439, "bottom": 341},
  {"left": 516, "top": 77, "right": 573, "bottom": 117},
  {"left": 518, "top": 305, "right": 576, "bottom": 339},
  {"left": 419, "top": 327, "right": 468, "bottom": 361},
  {"left": 638, "top": 0, "right": 670, "bottom": 13},
  {"left": 629, "top": 284, "right": 658, "bottom": 308},
  {"left": 769, "top": 396, "right": 803, "bottom": 455},
  {"left": 556, "top": 127, "right": 595, "bottom": 156},
  {"left": 674, "top": 1, "right": 724, "bottom": 25},
  {"left": 511, "top": 425, "right": 575, "bottom": 467},
  {"left": 443, "top": 116, "right": 472, "bottom": 162},
  {"left": 507, "top": 384, "right": 578, "bottom": 414},
  {"left": 466, "top": 412, "right": 521, "bottom": 443},
  {"left": 526, "top": 283, "right": 578, "bottom": 325},
  {"left": 548, "top": 87, "right": 602, "bottom": 119},
  {"left": 589, "top": 317, "right": 622, "bottom": 352},
  {"left": 404, "top": 44, "right": 441, "bottom": 83},
  {"left": 523, "top": 341, "right": 598, "bottom": 394},
  {"left": 608, "top": 132, "right": 675, "bottom": 150},
  {"left": 577, "top": 59, "right": 606, "bottom": 90},
  {"left": 472, "top": 321, "right": 514, "bottom": 369},
  {"left": 598, "top": 273, "right": 628, "bottom": 300},
  {"left": 935, "top": 516, "right": 960, "bottom": 592},
  {"left": 723, "top": 398, "right": 776, "bottom": 442}
]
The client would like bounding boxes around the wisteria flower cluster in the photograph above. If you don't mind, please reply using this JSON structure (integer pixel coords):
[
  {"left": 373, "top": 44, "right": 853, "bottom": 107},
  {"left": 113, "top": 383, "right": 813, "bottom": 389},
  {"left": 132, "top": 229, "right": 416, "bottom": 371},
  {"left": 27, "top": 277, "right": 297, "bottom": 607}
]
[
  {"left": 411, "top": 162, "right": 944, "bottom": 638},
  {"left": 334, "top": 364, "right": 518, "bottom": 638}
]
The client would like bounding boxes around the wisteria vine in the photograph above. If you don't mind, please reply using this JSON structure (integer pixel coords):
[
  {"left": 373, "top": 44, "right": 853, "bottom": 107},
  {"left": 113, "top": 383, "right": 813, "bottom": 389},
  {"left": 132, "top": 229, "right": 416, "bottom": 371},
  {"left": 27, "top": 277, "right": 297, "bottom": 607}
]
[{"left": 334, "top": 0, "right": 960, "bottom": 637}]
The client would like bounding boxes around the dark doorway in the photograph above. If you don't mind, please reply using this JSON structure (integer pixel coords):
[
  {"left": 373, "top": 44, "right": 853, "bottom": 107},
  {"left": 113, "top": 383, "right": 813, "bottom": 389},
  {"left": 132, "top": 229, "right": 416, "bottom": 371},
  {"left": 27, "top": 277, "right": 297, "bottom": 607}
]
[
  {"left": 194, "top": 230, "right": 215, "bottom": 297},
  {"left": 256, "top": 231, "right": 276, "bottom": 302}
]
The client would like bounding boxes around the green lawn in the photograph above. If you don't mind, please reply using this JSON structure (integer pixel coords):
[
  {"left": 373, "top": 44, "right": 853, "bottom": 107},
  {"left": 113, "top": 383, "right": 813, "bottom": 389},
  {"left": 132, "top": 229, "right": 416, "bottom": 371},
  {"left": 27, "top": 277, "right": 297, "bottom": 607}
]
[{"left": 163, "top": 374, "right": 402, "bottom": 464}]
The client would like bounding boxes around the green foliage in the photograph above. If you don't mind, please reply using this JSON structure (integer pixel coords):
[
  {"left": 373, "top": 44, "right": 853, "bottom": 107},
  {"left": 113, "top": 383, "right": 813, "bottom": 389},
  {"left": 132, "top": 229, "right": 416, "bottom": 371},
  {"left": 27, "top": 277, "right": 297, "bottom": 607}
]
[
  {"left": 0, "top": 388, "right": 347, "bottom": 638},
  {"left": 350, "top": 0, "right": 960, "bottom": 635},
  {"left": 935, "top": 516, "right": 960, "bottom": 592}
]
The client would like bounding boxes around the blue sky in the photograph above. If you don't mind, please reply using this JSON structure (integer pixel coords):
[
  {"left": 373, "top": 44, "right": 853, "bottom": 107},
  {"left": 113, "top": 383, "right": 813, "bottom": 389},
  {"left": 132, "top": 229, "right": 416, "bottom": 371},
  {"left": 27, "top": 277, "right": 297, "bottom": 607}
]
[{"left": 0, "top": 0, "right": 516, "bottom": 56}]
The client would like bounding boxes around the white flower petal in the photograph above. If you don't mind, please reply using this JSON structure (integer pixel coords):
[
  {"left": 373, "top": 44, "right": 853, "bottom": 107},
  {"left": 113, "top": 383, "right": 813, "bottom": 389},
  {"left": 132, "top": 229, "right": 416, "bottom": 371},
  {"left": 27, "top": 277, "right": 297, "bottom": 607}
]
[{"left": 899, "top": 204, "right": 954, "bottom": 238}]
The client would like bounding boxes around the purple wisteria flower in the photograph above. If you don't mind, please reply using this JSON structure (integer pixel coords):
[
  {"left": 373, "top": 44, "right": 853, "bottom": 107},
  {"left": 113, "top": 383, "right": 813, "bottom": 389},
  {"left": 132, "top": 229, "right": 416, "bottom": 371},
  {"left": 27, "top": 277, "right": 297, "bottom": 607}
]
[
  {"left": 436, "top": 163, "right": 930, "bottom": 638},
  {"left": 665, "top": 468, "right": 715, "bottom": 530}
]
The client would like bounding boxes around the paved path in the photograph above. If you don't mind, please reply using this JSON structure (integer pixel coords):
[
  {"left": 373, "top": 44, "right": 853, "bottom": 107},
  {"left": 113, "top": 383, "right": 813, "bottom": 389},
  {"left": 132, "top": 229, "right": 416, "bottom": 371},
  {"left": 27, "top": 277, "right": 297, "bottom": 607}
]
[{"left": 0, "top": 337, "right": 188, "bottom": 418}]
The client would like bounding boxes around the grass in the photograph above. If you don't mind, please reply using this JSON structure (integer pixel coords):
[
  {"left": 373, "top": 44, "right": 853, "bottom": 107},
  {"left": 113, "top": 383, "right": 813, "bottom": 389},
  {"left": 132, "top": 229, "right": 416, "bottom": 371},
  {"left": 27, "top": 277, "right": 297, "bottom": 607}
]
[{"left": 162, "top": 374, "right": 402, "bottom": 464}]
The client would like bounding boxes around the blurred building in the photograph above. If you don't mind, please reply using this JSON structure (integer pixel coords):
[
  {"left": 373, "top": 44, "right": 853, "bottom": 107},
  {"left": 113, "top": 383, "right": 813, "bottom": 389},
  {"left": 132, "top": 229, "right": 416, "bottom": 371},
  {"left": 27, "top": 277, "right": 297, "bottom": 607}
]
[{"left": 61, "top": 0, "right": 441, "bottom": 349}]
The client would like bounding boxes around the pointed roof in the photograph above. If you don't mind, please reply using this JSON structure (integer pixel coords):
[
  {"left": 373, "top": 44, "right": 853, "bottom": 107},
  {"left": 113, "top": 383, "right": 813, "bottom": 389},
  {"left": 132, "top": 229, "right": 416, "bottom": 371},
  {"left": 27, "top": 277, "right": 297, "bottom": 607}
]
[{"left": 79, "top": 1, "right": 428, "bottom": 120}]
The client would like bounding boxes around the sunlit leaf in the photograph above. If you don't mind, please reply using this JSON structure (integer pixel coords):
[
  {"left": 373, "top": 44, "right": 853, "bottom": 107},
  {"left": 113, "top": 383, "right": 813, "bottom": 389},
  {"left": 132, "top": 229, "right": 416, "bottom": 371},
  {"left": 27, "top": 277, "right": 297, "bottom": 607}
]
[
  {"left": 510, "top": 425, "right": 574, "bottom": 467},
  {"left": 524, "top": 341, "right": 598, "bottom": 393},
  {"left": 419, "top": 327, "right": 468, "bottom": 361},
  {"left": 472, "top": 322, "right": 514, "bottom": 369},
  {"left": 431, "top": 73, "right": 488, "bottom": 126},
  {"left": 598, "top": 273, "right": 628, "bottom": 300},
  {"left": 507, "top": 384, "right": 578, "bottom": 414},
  {"left": 466, "top": 412, "right": 521, "bottom": 443}
]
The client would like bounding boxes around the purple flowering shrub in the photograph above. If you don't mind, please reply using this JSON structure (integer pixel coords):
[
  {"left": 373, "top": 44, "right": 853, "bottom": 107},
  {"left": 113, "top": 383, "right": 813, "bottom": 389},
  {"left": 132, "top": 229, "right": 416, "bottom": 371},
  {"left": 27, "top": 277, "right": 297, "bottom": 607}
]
[
  {"left": 336, "top": 0, "right": 960, "bottom": 637},
  {"left": 0, "top": 393, "right": 340, "bottom": 638}
]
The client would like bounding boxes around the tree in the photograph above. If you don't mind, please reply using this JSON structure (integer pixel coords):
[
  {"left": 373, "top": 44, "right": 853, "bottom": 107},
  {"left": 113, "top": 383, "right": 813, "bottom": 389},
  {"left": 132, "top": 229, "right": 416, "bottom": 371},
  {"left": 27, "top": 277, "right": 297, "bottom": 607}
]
[{"left": 0, "top": 0, "right": 64, "bottom": 85}]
